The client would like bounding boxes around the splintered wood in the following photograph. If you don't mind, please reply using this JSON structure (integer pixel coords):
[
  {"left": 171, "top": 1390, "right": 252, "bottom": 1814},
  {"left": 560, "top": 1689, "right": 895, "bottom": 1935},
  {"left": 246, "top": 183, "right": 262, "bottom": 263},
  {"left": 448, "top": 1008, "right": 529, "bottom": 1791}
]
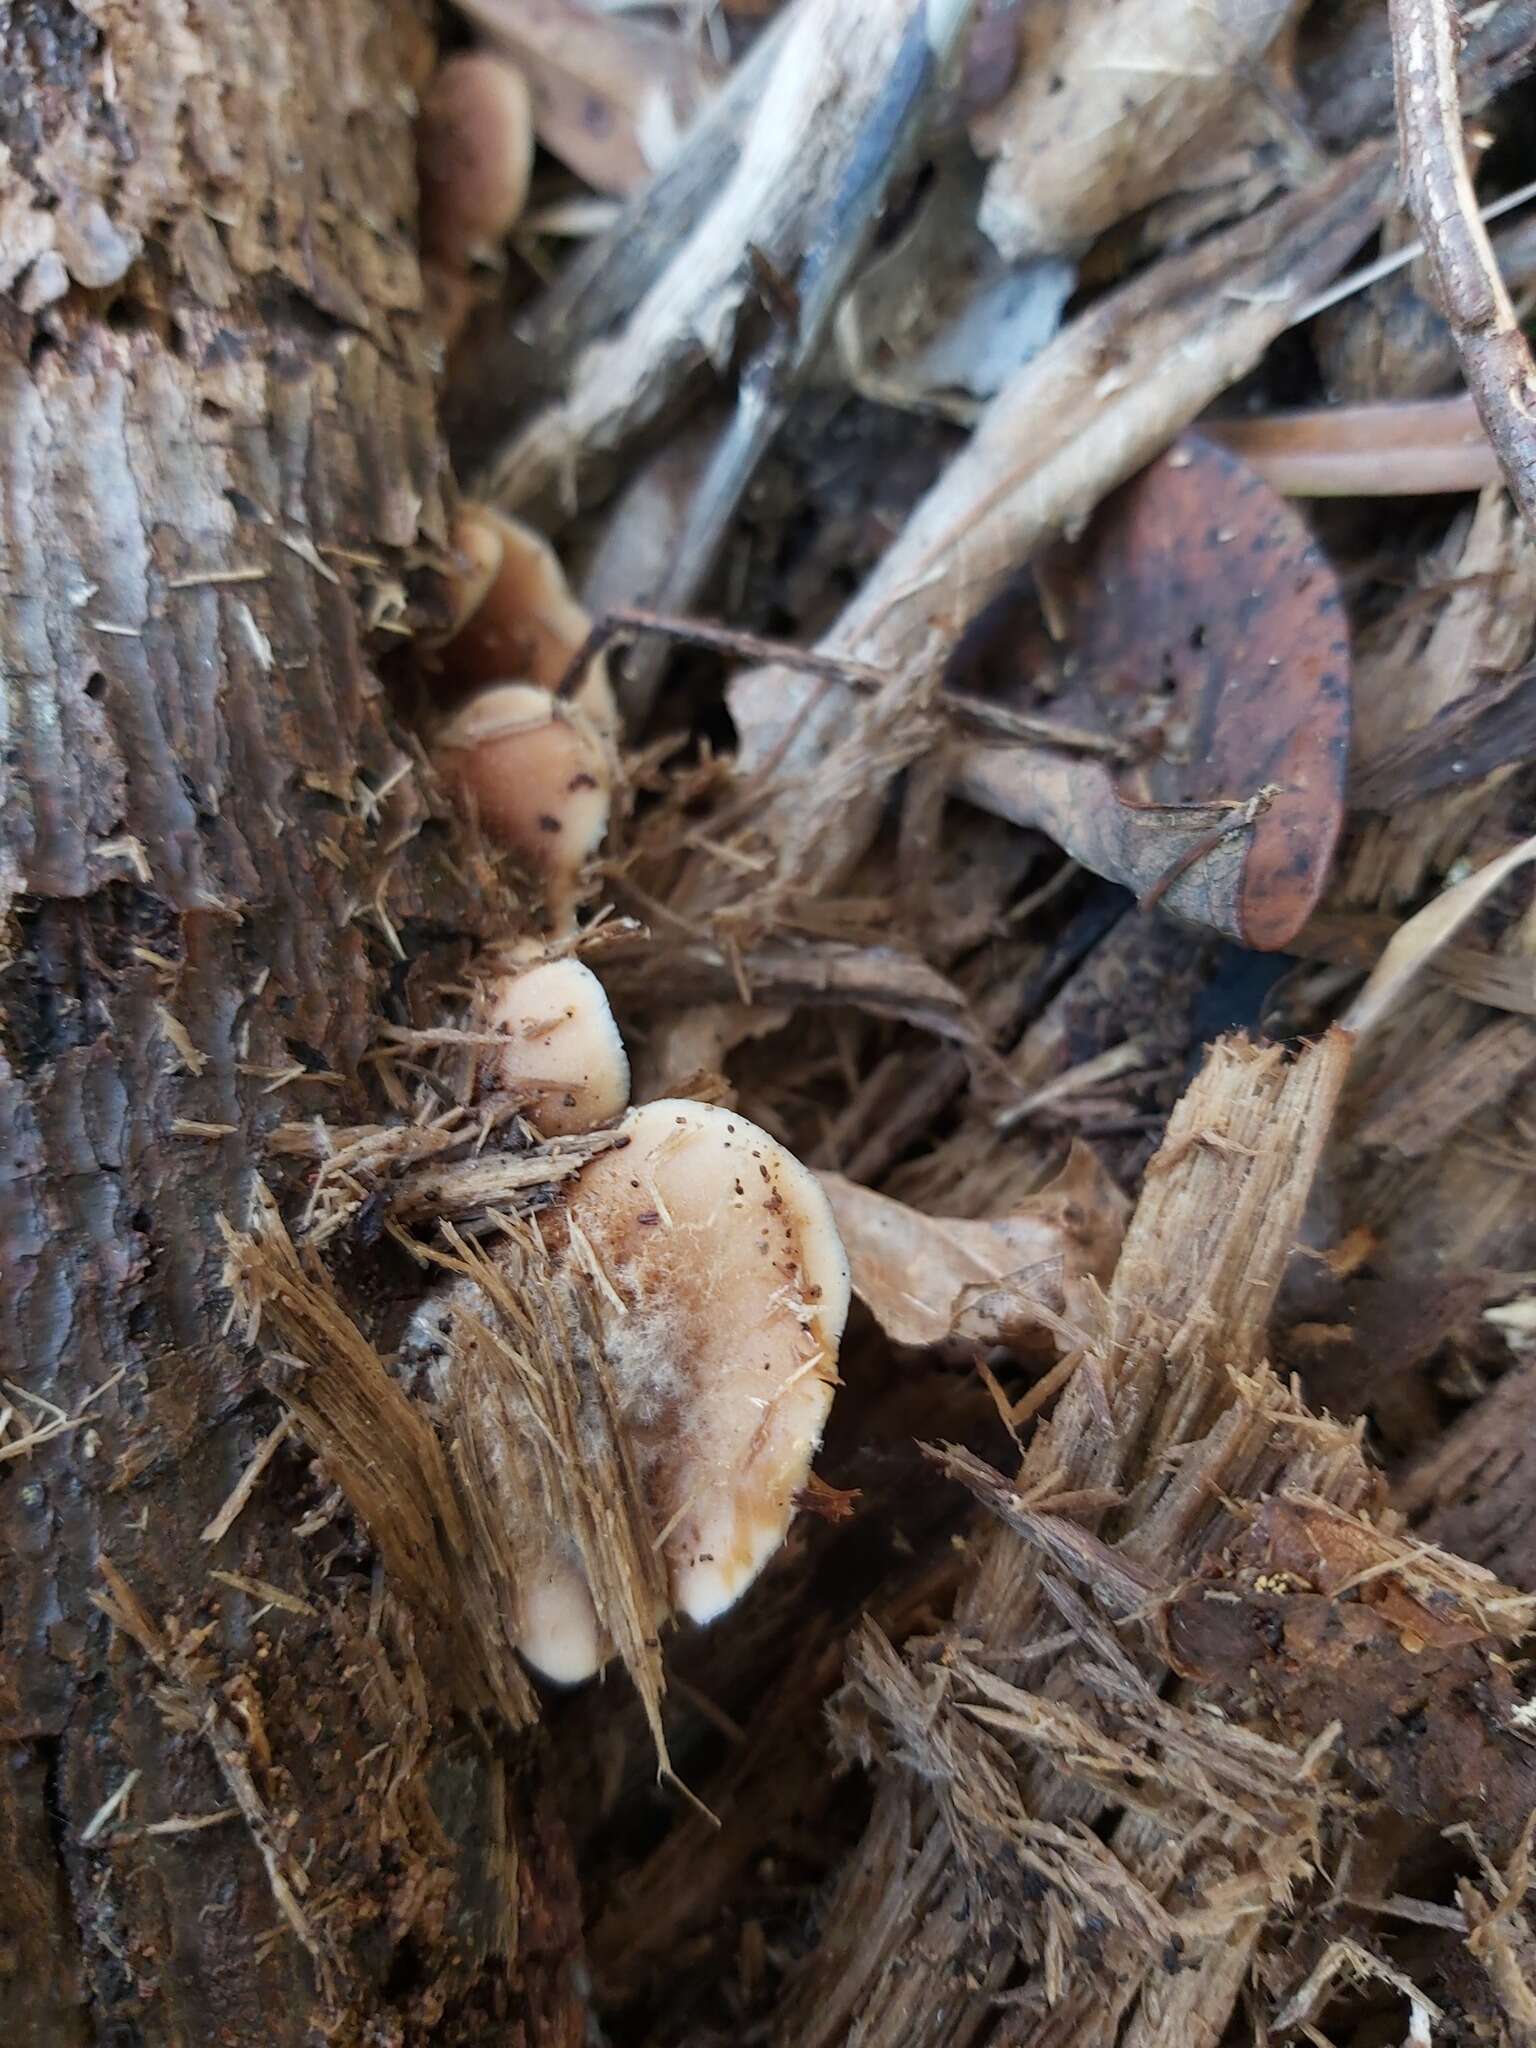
[
  {"left": 771, "top": 1034, "right": 1534, "bottom": 2045},
  {"left": 481, "top": 0, "right": 943, "bottom": 513},
  {"left": 219, "top": 1187, "right": 538, "bottom": 1730},
  {"left": 410, "top": 1222, "right": 673, "bottom": 1771}
]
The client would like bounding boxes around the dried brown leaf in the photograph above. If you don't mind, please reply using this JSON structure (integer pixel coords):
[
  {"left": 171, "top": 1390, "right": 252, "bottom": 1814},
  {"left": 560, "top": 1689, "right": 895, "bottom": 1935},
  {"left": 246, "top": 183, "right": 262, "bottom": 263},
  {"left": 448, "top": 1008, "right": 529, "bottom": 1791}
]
[
  {"left": 960, "top": 432, "right": 1352, "bottom": 950},
  {"left": 818, "top": 1141, "right": 1127, "bottom": 1349}
]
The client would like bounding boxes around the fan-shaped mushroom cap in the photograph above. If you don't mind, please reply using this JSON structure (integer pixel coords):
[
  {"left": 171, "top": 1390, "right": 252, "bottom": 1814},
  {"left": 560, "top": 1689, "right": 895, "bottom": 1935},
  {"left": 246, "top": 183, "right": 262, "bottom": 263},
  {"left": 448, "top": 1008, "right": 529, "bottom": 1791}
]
[
  {"left": 480, "top": 957, "right": 630, "bottom": 1137},
  {"left": 433, "top": 682, "right": 611, "bottom": 929},
  {"left": 560, "top": 1098, "right": 851, "bottom": 1628}
]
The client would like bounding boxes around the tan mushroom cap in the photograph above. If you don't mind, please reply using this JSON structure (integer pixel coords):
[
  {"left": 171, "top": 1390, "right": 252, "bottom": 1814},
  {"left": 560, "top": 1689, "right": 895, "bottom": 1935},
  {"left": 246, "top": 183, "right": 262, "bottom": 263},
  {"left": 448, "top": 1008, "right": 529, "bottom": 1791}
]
[
  {"left": 437, "top": 507, "right": 617, "bottom": 739},
  {"left": 427, "top": 511, "right": 620, "bottom": 928},
  {"left": 479, "top": 957, "right": 630, "bottom": 1137},
  {"left": 418, "top": 52, "right": 534, "bottom": 274},
  {"left": 408, "top": 1097, "right": 851, "bottom": 1687},
  {"left": 433, "top": 682, "right": 611, "bottom": 929},
  {"left": 559, "top": 1098, "right": 851, "bottom": 1632}
]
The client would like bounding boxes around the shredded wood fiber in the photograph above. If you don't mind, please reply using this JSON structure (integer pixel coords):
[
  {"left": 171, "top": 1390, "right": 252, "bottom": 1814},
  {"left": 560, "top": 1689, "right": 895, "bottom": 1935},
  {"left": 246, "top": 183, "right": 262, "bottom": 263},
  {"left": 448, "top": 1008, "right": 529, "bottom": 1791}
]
[
  {"left": 220, "top": 1187, "right": 539, "bottom": 1730},
  {"left": 773, "top": 1033, "right": 1535, "bottom": 2045}
]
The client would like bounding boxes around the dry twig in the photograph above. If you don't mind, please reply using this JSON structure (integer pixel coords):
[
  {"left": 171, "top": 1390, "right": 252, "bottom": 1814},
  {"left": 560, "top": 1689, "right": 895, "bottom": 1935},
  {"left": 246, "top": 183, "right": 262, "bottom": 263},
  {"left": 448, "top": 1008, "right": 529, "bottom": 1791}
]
[
  {"left": 1205, "top": 393, "right": 1501, "bottom": 496},
  {"left": 554, "top": 603, "right": 1127, "bottom": 757},
  {"left": 1390, "top": 0, "right": 1536, "bottom": 531}
]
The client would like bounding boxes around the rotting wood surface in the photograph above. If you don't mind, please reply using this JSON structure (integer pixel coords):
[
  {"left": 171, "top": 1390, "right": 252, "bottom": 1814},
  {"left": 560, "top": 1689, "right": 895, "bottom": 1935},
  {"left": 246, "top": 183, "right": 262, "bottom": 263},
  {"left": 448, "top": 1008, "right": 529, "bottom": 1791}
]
[
  {"left": 0, "top": 4, "right": 584, "bottom": 2042},
  {"left": 772, "top": 1034, "right": 1536, "bottom": 2046}
]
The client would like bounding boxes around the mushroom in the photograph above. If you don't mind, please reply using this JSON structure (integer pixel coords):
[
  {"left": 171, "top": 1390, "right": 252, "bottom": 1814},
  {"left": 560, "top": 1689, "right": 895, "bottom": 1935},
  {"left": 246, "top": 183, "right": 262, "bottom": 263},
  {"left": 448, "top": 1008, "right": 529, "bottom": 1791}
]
[
  {"left": 547, "top": 1098, "right": 851, "bottom": 1651},
  {"left": 428, "top": 504, "right": 507, "bottom": 649},
  {"left": 478, "top": 956, "right": 630, "bottom": 1137},
  {"left": 418, "top": 52, "right": 535, "bottom": 276},
  {"left": 434, "top": 506, "right": 617, "bottom": 739},
  {"left": 403, "top": 1097, "right": 847, "bottom": 1687},
  {"left": 516, "top": 1544, "right": 614, "bottom": 1687},
  {"left": 403, "top": 1098, "right": 849, "bottom": 1687},
  {"left": 429, "top": 509, "right": 621, "bottom": 929},
  {"left": 433, "top": 682, "right": 612, "bottom": 930}
]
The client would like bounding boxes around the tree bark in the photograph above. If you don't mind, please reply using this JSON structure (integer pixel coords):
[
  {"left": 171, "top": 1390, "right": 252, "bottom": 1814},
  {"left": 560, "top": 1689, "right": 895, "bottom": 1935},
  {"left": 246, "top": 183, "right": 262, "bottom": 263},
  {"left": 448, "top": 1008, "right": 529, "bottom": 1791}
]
[{"left": 0, "top": 3, "right": 583, "bottom": 2040}]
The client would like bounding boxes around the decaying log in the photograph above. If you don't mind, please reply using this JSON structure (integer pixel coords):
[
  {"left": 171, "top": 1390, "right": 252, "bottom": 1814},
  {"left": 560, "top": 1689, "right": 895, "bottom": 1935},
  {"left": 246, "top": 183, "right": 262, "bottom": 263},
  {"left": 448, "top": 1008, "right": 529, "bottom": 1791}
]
[{"left": 0, "top": 4, "right": 583, "bottom": 2041}]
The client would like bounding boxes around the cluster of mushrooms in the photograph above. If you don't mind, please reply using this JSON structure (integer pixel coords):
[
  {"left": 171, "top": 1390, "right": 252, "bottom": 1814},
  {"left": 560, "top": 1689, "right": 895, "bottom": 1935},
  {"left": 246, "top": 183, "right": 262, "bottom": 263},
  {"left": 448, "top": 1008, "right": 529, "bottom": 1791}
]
[{"left": 419, "top": 500, "right": 850, "bottom": 1685}]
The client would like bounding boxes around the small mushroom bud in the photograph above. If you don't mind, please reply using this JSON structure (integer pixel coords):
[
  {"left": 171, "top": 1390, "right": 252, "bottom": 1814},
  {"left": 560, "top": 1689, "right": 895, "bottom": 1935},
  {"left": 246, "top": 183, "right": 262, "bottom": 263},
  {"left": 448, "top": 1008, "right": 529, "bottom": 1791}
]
[
  {"left": 479, "top": 957, "right": 630, "bottom": 1136},
  {"left": 554, "top": 1098, "right": 850, "bottom": 1634},
  {"left": 435, "top": 507, "right": 617, "bottom": 739},
  {"left": 433, "top": 682, "right": 611, "bottom": 930},
  {"left": 418, "top": 52, "right": 535, "bottom": 274}
]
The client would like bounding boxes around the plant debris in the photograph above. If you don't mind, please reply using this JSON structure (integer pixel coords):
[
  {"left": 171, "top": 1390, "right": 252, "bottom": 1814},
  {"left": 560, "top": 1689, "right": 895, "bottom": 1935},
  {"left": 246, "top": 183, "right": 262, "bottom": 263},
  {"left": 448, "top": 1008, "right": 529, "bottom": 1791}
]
[
  {"left": 256, "top": 8, "right": 1536, "bottom": 2030},
  {"left": 20, "top": 0, "right": 1536, "bottom": 2035},
  {"left": 819, "top": 1139, "right": 1125, "bottom": 1348}
]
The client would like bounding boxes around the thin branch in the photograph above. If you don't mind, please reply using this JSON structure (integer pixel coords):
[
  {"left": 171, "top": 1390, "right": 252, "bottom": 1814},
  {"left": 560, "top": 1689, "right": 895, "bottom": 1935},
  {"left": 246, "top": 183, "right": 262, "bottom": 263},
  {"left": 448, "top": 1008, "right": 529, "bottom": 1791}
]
[
  {"left": 555, "top": 604, "right": 1128, "bottom": 759},
  {"left": 1204, "top": 394, "right": 1500, "bottom": 497},
  {"left": 1289, "top": 169, "right": 1536, "bottom": 325},
  {"left": 1390, "top": 0, "right": 1536, "bottom": 531}
]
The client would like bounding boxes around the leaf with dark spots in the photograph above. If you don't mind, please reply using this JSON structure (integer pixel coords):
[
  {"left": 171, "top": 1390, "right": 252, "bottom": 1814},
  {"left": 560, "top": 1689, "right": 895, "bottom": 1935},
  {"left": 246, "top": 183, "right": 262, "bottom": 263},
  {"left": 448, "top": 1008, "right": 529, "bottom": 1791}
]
[{"left": 954, "top": 433, "right": 1351, "bottom": 949}]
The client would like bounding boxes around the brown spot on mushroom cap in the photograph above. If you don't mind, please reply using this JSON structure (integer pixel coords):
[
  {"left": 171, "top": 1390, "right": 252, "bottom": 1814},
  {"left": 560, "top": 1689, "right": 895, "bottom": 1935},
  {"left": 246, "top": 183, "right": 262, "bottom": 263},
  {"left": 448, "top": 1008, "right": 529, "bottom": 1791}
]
[
  {"left": 435, "top": 507, "right": 617, "bottom": 740},
  {"left": 433, "top": 682, "right": 612, "bottom": 930},
  {"left": 479, "top": 957, "right": 630, "bottom": 1137},
  {"left": 417, "top": 52, "right": 534, "bottom": 274},
  {"left": 557, "top": 1098, "right": 850, "bottom": 1628}
]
